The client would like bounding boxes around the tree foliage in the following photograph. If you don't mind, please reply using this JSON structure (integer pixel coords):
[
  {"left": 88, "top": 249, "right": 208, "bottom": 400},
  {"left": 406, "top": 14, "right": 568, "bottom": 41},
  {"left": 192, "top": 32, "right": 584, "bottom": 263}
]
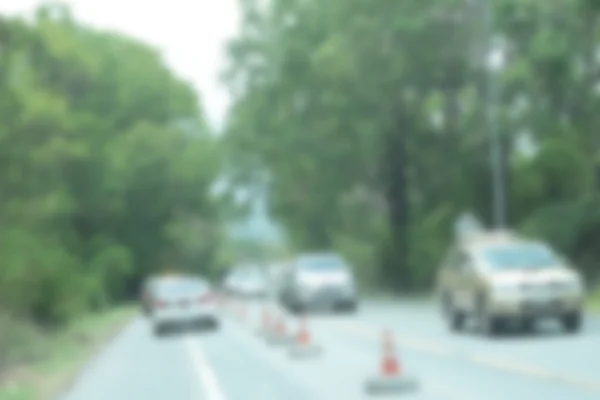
[
  {"left": 0, "top": 5, "right": 224, "bottom": 324},
  {"left": 222, "top": 0, "right": 600, "bottom": 290}
]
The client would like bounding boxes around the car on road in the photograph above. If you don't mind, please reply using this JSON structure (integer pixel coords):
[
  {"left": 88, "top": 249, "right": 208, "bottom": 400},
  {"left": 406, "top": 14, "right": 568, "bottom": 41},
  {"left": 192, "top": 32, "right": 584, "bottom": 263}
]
[
  {"left": 279, "top": 252, "right": 358, "bottom": 313},
  {"left": 223, "top": 265, "right": 269, "bottom": 298},
  {"left": 436, "top": 230, "right": 585, "bottom": 336},
  {"left": 141, "top": 275, "right": 180, "bottom": 316},
  {"left": 151, "top": 277, "right": 219, "bottom": 336},
  {"left": 267, "top": 261, "right": 291, "bottom": 298},
  {"left": 141, "top": 277, "right": 158, "bottom": 315}
]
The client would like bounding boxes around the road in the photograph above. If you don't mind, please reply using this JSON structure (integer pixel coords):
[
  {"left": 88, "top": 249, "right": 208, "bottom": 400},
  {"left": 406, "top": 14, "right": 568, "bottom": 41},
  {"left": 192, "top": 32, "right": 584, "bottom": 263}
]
[{"left": 59, "top": 299, "right": 600, "bottom": 400}]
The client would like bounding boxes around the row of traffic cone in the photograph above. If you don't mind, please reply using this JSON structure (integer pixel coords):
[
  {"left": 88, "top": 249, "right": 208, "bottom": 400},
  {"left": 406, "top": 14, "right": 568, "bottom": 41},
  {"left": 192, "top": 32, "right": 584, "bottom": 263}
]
[
  {"left": 257, "top": 306, "right": 322, "bottom": 357},
  {"left": 220, "top": 296, "right": 418, "bottom": 395}
]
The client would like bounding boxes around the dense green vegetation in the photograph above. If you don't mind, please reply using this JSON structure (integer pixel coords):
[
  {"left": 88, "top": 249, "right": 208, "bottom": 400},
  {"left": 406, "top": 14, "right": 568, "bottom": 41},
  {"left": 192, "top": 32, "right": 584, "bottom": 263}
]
[
  {"left": 222, "top": 0, "right": 600, "bottom": 291},
  {"left": 2, "top": 0, "right": 600, "bottom": 341},
  {"left": 0, "top": 4, "right": 225, "bottom": 330}
]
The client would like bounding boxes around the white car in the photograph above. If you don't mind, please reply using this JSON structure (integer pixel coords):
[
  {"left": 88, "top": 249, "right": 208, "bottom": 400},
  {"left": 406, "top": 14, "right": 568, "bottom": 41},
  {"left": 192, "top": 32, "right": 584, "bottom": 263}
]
[
  {"left": 236, "top": 270, "right": 268, "bottom": 297},
  {"left": 151, "top": 278, "right": 219, "bottom": 336},
  {"left": 142, "top": 275, "right": 179, "bottom": 315},
  {"left": 279, "top": 253, "right": 358, "bottom": 313},
  {"left": 268, "top": 262, "right": 289, "bottom": 295},
  {"left": 223, "top": 271, "right": 240, "bottom": 294},
  {"left": 224, "top": 266, "right": 268, "bottom": 298}
]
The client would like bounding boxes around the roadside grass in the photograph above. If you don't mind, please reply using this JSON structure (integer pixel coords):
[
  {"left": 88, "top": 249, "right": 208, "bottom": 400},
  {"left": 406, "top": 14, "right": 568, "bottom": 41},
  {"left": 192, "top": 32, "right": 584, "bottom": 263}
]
[
  {"left": 0, "top": 305, "right": 137, "bottom": 400},
  {"left": 588, "top": 287, "right": 600, "bottom": 312}
]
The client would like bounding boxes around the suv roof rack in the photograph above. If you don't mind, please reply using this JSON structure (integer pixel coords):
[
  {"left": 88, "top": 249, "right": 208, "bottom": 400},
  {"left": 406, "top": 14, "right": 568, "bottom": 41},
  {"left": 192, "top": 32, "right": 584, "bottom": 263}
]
[{"left": 454, "top": 212, "right": 520, "bottom": 245}]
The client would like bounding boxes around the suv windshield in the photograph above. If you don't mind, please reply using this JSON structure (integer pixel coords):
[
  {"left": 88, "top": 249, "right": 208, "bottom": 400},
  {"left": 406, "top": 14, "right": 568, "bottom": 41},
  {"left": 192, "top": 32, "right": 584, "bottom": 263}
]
[
  {"left": 482, "top": 243, "right": 561, "bottom": 270},
  {"left": 235, "top": 267, "right": 264, "bottom": 281},
  {"left": 158, "top": 280, "right": 206, "bottom": 296},
  {"left": 298, "top": 254, "right": 346, "bottom": 271}
]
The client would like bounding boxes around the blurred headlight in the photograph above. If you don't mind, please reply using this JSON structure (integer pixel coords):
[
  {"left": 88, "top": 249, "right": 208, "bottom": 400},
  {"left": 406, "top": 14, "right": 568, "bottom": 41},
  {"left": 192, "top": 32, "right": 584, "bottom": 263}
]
[
  {"left": 491, "top": 282, "right": 521, "bottom": 296},
  {"left": 297, "top": 282, "right": 314, "bottom": 293},
  {"left": 297, "top": 285, "right": 315, "bottom": 299},
  {"left": 341, "top": 280, "right": 355, "bottom": 293},
  {"left": 562, "top": 278, "right": 584, "bottom": 295},
  {"left": 349, "top": 278, "right": 357, "bottom": 290}
]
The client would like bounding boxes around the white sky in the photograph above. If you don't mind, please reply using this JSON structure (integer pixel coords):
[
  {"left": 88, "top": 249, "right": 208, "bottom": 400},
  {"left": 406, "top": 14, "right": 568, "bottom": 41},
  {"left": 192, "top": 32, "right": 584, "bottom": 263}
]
[
  {"left": 1, "top": 1, "right": 282, "bottom": 242},
  {"left": 0, "top": 0, "right": 241, "bottom": 131}
]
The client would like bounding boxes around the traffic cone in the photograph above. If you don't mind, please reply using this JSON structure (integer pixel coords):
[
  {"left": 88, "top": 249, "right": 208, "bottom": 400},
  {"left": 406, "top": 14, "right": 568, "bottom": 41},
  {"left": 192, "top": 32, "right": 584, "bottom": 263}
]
[
  {"left": 364, "top": 330, "right": 418, "bottom": 394},
  {"left": 239, "top": 303, "right": 246, "bottom": 321},
  {"left": 381, "top": 331, "right": 399, "bottom": 375},
  {"left": 256, "top": 307, "right": 271, "bottom": 337},
  {"left": 265, "top": 313, "right": 290, "bottom": 345},
  {"left": 233, "top": 302, "right": 244, "bottom": 321},
  {"left": 224, "top": 298, "right": 233, "bottom": 314},
  {"left": 288, "top": 315, "right": 322, "bottom": 358}
]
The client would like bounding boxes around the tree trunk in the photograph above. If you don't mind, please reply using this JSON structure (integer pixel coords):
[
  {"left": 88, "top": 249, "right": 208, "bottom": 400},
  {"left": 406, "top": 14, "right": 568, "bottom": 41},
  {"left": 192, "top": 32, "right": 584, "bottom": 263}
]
[{"left": 380, "top": 105, "right": 410, "bottom": 291}]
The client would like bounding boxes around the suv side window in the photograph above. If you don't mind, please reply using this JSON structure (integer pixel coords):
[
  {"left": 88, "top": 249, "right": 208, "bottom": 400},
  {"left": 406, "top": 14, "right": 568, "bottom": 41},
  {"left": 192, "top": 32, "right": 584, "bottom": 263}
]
[
  {"left": 457, "top": 251, "right": 475, "bottom": 274},
  {"left": 446, "top": 248, "right": 472, "bottom": 273},
  {"left": 285, "top": 263, "right": 298, "bottom": 287},
  {"left": 444, "top": 248, "right": 460, "bottom": 270}
]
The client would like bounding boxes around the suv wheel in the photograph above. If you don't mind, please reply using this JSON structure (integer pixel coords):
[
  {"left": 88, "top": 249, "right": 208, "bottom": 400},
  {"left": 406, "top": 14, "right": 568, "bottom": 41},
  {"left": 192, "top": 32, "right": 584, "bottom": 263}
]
[
  {"left": 521, "top": 317, "right": 536, "bottom": 333},
  {"left": 208, "top": 318, "right": 220, "bottom": 331},
  {"left": 476, "top": 295, "right": 501, "bottom": 337},
  {"left": 290, "top": 302, "right": 305, "bottom": 315},
  {"left": 443, "top": 293, "right": 465, "bottom": 332},
  {"left": 340, "top": 300, "right": 358, "bottom": 314},
  {"left": 154, "top": 324, "right": 168, "bottom": 338},
  {"left": 561, "top": 311, "right": 582, "bottom": 333}
]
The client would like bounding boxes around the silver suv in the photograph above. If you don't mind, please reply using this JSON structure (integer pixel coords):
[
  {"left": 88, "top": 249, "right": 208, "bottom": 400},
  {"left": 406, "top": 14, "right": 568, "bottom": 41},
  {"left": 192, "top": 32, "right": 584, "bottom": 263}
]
[
  {"left": 436, "top": 230, "right": 585, "bottom": 335},
  {"left": 279, "top": 252, "right": 358, "bottom": 313}
]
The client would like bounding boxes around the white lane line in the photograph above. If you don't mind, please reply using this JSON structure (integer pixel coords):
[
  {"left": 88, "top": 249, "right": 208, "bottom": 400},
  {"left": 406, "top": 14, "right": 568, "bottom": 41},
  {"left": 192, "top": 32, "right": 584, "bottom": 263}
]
[{"left": 186, "top": 337, "right": 228, "bottom": 400}]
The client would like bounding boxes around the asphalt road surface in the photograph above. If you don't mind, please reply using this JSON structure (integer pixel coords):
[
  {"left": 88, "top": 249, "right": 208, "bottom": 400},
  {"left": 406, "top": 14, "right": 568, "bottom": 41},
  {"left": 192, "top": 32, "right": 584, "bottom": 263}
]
[{"left": 59, "top": 298, "right": 600, "bottom": 400}]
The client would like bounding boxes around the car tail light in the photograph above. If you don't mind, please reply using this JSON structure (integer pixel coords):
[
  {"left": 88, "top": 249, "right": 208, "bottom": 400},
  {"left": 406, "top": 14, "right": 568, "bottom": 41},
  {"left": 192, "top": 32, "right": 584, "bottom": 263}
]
[
  {"left": 155, "top": 299, "right": 168, "bottom": 309},
  {"left": 199, "top": 292, "right": 214, "bottom": 303}
]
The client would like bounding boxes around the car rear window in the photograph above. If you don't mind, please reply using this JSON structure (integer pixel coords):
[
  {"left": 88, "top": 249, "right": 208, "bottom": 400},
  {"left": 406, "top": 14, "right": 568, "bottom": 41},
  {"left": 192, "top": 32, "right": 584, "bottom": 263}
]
[
  {"left": 298, "top": 255, "right": 346, "bottom": 271},
  {"left": 157, "top": 280, "right": 207, "bottom": 296},
  {"left": 482, "top": 243, "right": 561, "bottom": 270},
  {"left": 234, "top": 268, "right": 265, "bottom": 281}
]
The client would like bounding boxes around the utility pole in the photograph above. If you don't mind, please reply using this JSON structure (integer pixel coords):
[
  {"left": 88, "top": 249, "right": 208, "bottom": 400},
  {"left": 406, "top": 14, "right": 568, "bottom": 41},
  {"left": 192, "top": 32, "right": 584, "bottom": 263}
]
[{"left": 483, "top": 0, "right": 506, "bottom": 228}]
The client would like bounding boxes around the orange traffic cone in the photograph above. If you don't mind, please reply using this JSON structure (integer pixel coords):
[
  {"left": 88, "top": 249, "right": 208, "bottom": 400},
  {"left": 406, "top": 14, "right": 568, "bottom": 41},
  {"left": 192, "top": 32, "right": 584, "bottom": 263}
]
[
  {"left": 263, "top": 308, "right": 271, "bottom": 328},
  {"left": 296, "top": 316, "right": 311, "bottom": 345},
  {"left": 381, "top": 331, "right": 399, "bottom": 376},
  {"left": 256, "top": 307, "right": 271, "bottom": 337},
  {"left": 275, "top": 316, "right": 286, "bottom": 335},
  {"left": 289, "top": 315, "right": 322, "bottom": 358},
  {"left": 266, "top": 313, "right": 290, "bottom": 345},
  {"left": 233, "top": 302, "right": 244, "bottom": 322},
  {"left": 364, "top": 330, "right": 418, "bottom": 394}
]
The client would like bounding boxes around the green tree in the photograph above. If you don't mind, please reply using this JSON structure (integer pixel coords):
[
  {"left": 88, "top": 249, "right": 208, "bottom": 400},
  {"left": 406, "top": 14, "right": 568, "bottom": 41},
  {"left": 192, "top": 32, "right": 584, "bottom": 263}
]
[
  {"left": 222, "top": 0, "right": 600, "bottom": 291},
  {"left": 0, "top": 4, "right": 225, "bottom": 324}
]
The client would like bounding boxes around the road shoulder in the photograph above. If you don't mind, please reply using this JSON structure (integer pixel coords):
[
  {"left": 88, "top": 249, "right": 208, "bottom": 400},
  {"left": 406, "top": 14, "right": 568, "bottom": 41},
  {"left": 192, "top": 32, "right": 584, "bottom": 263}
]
[
  {"left": 0, "top": 306, "right": 137, "bottom": 400},
  {"left": 588, "top": 287, "right": 600, "bottom": 314}
]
